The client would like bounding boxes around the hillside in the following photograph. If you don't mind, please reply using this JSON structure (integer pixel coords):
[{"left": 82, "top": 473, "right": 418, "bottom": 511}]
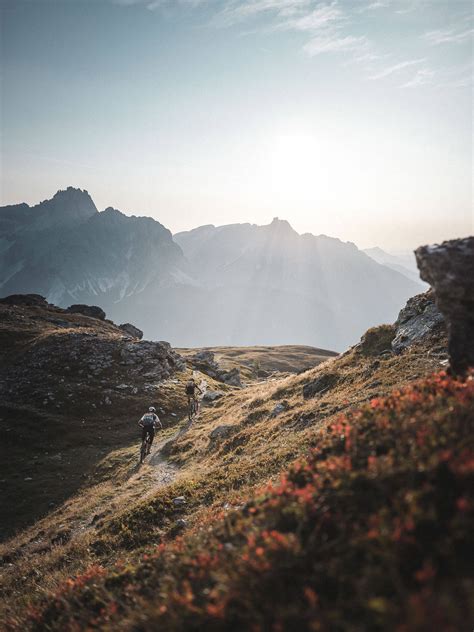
[
  {"left": 177, "top": 345, "right": 338, "bottom": 380},
  {"left": 1, "top": 189, "right": 423, "bottom": 350},
  {"left": 2, "top": 287, "right": 471, "bottom": 631},
  {"left": 0, "top": 294, "right": 190, "bottom": 540}
]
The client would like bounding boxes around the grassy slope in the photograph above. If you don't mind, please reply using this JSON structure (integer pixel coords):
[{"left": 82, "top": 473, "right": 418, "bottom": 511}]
[
  {"left": 0, "top": 302, "right": 231, "bottom": 540},
  {"left": 20, "top": 371, "right": 473, "bottom": 632},
  {"left": 177, "top": 345, "right": 338, "bottom": 380},
  {"left": 2, "top": 320, "right": 468, "bottom": 630}
]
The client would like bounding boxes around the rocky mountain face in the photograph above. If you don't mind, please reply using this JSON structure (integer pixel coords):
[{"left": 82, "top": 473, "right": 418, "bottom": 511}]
[
  {"left": 174, "top": 218, "right": 423, "bottom": 350},
  {"left": 1, "top": 190, "right": 423, "bottom": 350},
  {"left": 0, "top": 187, "right": 186, "bottom": 310}
]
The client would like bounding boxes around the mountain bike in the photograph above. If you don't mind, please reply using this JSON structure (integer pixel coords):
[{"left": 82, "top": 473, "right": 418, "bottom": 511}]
[
  {"left": 140, "top": 430, "right": 153, "bottom": 464},
  {"left": 187, "top": 396, "right": 199, "bottom": 422}
]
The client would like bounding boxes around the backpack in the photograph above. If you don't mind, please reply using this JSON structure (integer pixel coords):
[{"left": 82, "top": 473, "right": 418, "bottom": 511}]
[
  {"left": 142, "top": 413, "right": 155, "bottom": 427},
  {"left": 185, "top": 382, "right": 195, "bottom": 396}
]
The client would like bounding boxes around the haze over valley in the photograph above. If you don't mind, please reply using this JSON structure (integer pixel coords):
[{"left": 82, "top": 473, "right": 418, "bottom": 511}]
[{"left": 0, "top": 187, "right": 423, "bottom": 351}]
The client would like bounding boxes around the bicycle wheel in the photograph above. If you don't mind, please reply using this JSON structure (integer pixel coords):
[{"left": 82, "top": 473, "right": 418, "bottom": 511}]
[{"left": 140, "top": 440, "right": 147, "bottom": 463}]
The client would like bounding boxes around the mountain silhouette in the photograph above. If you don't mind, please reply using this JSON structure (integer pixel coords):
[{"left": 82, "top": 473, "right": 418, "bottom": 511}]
[{"left": 0, "top": 189, "right": 423, "bottom": 350}]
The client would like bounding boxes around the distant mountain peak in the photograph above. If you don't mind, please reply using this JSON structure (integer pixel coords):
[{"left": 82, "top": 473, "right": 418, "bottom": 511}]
[
  {"left": 268, "top": 217, "right": 297, "bottom": 234},
  {"left": 42, "top": 186, "right": 98, "bottom": 223}
]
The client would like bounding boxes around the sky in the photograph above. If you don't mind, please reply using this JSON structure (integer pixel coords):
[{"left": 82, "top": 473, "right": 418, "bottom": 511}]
[{"left": 1, "top": 0, "right": 472, "bottom": 251}]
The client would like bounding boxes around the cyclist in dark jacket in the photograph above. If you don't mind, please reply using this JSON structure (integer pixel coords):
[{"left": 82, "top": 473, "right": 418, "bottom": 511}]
[{"left": 138, "top": 406, "right": 162, "bottom": 454}]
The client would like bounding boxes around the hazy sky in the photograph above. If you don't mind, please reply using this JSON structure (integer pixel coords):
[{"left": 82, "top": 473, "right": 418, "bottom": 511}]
[{"left": 1, "top": 0, "right": 472, "bottom": 250}]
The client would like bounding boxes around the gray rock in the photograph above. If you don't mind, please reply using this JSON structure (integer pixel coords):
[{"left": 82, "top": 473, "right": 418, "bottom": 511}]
[
  {"left": 202, "top": 389, "right": 224, "bottom": 402},
  {"left": 415, "top": 237, "right": 474, "bottom": 374},
  {"left": 219, "top": 367, "right": 242, "bottom": 387},
  {"left": 175, "top": 519, "right": 187, "bottom": 529},
  {"left": 209, "top": 424, "right": 239, "bottom": 441},
  {"left": 119, "top": 323, "right": 143, "bottom": 340},
  {"left": 303, "top": 373, "right": 338, "bottom": 399},
  {"left": 392, "top": 290, "right": 444, "bottom": 354},
  {"left": 271, "top": 401, "right": 289, "bottom": 417},
  {"left": 172, "top": 496, "right": 186, "bottom": 506}
]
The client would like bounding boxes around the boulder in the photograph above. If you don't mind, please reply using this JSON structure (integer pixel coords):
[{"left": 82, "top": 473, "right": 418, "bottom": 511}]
[
  {"left": 202, "top": 389, "right": 224, "bottom": 402},
  {"left": 219, "top": 367, "right": 242, "bottom": 387},
  {"left": 119, "top": 323, "right": 143, "bottom": 339},
  {"left": 415, "top": 237, "right": 474, "bottom": 373},
  {"left": 392, "top": 290, "right": 444, "bottom": 354},
  {"left": 209, "top": 424, "right": 239, "bottom": 442},
  {"left": 303, "top": 373, "right": 338, "bottom": 399},
  {"left": 190, "top": 350, "right": 220, "bottom": 377},
  {"left": 66, "top": 304, "right": 106, "bottom": 320}
]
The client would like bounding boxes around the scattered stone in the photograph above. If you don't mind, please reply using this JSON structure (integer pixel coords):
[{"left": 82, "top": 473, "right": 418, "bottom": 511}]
[
  {"left": 415, "top": 237, "right": 474, "bottom": 374},
  {"left": 24, "top": 477, "right": 33, "bottom": 481},
  {"left": 175, "top": 519, "right": 187, "bottom": 529}
]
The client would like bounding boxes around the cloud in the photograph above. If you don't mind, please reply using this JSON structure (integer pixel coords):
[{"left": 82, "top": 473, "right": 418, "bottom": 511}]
[
  {"left": 424, "top": 27, "right": 474, "bottom": 45},
  {"left": 304, "top": 34, "right": 369, "bottom": 56},
  {"left": 358, "top": 1, "right": 390, "bottom": 13},
  {"left": 212, "top": 0, "right": 313, "bottom": 27},
  {"left": 401, "top": 67, "right": 435, "bottom": 88},
  {"left": 276, "top": 3, "right": 345, "bottom": 32},
  {"left": 369, "top": 58, "right": 425, "bottom": 80}
]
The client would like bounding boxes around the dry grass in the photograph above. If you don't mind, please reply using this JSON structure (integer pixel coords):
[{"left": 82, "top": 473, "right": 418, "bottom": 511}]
[
  {"left": 177, "top": 345, "right": 338, "bottom": 380},
  {"left": 0, "top": 322, "right": 454, "bottom": 629}
]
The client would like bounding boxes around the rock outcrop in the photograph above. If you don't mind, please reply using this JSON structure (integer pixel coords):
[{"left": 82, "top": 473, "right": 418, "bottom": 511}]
[
  {"left": 119, "top": 323, "right": 144, "bottom": 340},
  {"left": 415, "top": 237, "right": 474, "bottom": 373},
  {"left": 0, "top": 294, "right": 50, "bottom": 308},
  {"left": 0, "top": 297, "right": 185, "bottom": 413},
  {"left": 189, "top": 350, "right": 242, "bottom": 387},
  {"left": 392, "top": 290, "right": 444, "bottom": 354},
  {"left": 66, "top": 304, "right": 106, "bottom": 320}
]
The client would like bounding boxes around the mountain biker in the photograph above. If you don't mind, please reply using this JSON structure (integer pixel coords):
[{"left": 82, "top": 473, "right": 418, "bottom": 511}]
[
  {"left": 138, "top": 406, "right": 162, "bottom": 455},
  {"left": 185, "top": 378, "right": 202, "bottom": 414}
]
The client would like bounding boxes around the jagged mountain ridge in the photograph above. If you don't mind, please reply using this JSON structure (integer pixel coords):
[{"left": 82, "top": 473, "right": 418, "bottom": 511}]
[
  {"left": 0, "top": 187, "right": 187, "bottom": 307},
  {"left": 0, "top": 189, "right": 423, "bottom": 350}
]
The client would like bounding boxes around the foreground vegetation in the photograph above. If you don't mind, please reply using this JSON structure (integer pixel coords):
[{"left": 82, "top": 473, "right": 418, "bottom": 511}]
[{"left": 7, "top": 370, "right": 473, "bottom": 631}]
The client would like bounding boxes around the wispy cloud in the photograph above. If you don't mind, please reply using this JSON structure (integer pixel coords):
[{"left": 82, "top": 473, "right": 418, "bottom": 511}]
[
  {"left": 401, "top": 67, "right": 435, "bottom": 88},
  {"left": 369, "top": 58, "right": 425, "bottom": 80},
  {"left": 304, "top": 34, "right": 369, "bottom": 56},
  {"left": 424, "top": 27, "right": 474, "bottom": 45},
  {"left": 212, "top": 0, "right": 313, "bottom": 27},
  {"left": 358, "top": 1, "right": 390, "bottom": 13},
  {"left": 275, "top": 3, "right": 345, "bottom": 32}
]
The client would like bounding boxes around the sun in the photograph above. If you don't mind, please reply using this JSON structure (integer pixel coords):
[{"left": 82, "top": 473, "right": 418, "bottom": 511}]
[{"left": 267, "top": 130, "right": 323, "bottom": 195}]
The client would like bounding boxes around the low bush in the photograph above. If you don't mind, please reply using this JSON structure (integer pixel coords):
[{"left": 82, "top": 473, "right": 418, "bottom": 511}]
[{"left": 14, "top": 371, "right": 473, "bottom": 631}]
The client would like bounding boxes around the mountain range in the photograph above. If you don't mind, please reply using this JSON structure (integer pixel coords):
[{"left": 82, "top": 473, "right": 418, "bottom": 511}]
[{"left": 0, "top": 187, "right": 423, "bottom": 350}]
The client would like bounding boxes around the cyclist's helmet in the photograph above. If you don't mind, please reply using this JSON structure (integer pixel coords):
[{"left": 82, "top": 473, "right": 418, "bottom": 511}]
[{"left": 149, "top": 406, "right": 156, "bottom": 413}]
